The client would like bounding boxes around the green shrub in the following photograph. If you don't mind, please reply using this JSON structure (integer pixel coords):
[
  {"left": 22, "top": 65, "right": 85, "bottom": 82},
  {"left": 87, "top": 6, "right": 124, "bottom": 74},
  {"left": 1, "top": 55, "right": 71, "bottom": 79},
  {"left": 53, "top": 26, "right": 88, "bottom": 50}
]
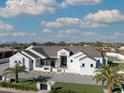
[{"left": 0, "top": 82, "right": 37, "bottom": 91}]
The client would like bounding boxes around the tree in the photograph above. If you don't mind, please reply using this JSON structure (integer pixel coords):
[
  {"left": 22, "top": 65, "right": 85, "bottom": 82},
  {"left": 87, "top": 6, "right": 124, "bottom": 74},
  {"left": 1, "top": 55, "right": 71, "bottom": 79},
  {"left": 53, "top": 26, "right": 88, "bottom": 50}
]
[
  {"left": 58, "top": 41, "right": 66, "bottom": 46},
  {"left": 93, "top": 64, "right": 124, "bottom": 93},
  {"left": 43, "top": 42, "right": 56, "bottom": 46},
  {"left": 4, "top": 62, "right": 26, "bottom": 83}
]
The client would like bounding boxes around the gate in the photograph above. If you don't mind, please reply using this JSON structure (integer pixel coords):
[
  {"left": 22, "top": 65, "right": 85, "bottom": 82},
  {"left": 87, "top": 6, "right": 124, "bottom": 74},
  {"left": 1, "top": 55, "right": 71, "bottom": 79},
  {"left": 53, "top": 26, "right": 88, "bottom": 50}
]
[{"left": 40, "top": 84, "right": 48, "bottom": 90}]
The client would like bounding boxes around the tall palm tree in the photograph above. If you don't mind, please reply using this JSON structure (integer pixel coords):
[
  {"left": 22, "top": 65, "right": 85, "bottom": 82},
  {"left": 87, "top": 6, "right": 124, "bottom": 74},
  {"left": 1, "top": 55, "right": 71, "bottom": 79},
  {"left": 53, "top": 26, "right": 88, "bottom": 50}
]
[
  {"left": 4, "top": 62, "right": 26, "bottom": 83},
  {"left": 93, "top": 64, "right": 124, "bottom": 93}
]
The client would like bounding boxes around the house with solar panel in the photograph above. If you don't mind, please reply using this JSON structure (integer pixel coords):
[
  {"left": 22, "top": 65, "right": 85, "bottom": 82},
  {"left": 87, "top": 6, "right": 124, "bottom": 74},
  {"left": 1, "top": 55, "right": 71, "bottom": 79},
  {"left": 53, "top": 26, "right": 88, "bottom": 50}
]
[{"left": 9, "top": 45, "right": 107, "bottom": 75}]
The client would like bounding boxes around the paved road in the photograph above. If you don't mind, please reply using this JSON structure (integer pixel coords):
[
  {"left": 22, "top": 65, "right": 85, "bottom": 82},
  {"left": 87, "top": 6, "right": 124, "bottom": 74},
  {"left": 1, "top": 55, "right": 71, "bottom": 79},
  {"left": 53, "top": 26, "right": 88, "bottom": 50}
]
[
  {"left": 0, "top": 63, "right": 9, "bottom": 75},
  {"left": 0, "top": 63, "right": 96, "bottom": 84}
]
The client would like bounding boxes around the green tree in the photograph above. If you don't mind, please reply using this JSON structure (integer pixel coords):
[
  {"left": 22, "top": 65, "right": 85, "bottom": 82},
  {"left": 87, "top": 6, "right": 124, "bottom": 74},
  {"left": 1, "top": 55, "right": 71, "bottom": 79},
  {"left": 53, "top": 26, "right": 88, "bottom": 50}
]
[
  {"left": 58, "top": 41, "right": 66, "bottom": 46},
  {"left": 4, "top": 62, "right": 26, "bottom": 83},
  {"left": 93, "top": 64, "right": 124, "bottom": 93}
]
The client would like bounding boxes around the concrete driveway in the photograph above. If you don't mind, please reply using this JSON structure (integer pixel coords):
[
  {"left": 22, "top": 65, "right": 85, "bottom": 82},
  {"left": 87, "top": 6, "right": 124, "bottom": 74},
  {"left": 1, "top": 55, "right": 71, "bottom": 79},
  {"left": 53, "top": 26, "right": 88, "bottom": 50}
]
[
  {"left": 0, "top": 63, "right": 96, "bottom": 85},
  {"left": 0, "top": 62, "right": 9, "bottom": 75}
]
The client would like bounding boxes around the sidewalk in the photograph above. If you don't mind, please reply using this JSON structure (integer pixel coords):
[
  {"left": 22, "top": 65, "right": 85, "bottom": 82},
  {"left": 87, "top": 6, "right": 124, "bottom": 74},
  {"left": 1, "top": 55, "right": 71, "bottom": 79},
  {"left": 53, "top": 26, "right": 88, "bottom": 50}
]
[{"left": 0, "top": 87, "right": 37, "bottom": 93}]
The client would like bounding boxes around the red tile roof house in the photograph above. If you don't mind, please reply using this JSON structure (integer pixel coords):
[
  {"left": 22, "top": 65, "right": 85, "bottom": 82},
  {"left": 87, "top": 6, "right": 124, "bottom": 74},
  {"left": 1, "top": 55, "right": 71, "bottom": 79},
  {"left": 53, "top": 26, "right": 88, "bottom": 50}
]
[{"left": 9, "top": 45, "right": 107, "bottom": 75}]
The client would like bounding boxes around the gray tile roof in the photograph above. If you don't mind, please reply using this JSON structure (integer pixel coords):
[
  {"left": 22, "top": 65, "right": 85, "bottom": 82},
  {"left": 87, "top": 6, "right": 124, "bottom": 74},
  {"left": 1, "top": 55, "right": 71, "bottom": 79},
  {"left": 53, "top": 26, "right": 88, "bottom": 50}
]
[
  {"left": 20, "top": 52, "right": 31, "bottom": 60},
  {"left": 23, "top": 50, "right": 40, "bottom": 58},
  {"left": 31, "top": 45, "right": 103, "bottom": 58},
  {"left": 32, "top": 46, "right": 49, "bottom": 57}
]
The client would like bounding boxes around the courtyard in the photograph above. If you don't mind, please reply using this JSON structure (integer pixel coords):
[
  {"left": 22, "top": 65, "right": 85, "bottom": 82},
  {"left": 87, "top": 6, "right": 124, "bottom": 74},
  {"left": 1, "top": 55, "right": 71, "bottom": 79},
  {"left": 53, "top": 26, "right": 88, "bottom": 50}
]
[{"left": 0, "top": 63, "right": 96, "bottom": 85}]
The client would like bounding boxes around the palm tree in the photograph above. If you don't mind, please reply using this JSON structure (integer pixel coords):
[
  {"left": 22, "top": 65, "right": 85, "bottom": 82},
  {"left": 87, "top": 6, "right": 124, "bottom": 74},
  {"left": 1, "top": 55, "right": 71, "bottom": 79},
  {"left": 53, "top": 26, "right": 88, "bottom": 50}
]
[
  {"left": 4, "top": 62, "right": 26, "bottom": 83},
  {"left": 93, "top": 64, "right": 124, "bottom": 93}
]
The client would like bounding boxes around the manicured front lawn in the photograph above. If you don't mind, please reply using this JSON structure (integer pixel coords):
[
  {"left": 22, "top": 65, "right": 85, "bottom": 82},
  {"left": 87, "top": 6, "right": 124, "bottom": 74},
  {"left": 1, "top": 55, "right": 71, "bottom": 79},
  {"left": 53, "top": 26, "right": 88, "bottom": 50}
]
[
  {"left": 118, "top": 63, "right": 124, "bottom": 71},
  {"left": 53, "top": 82, "right": 104, "bottom": 93},
  {"left": 19, "top": 78, "right": 37, "bottom": 89}
]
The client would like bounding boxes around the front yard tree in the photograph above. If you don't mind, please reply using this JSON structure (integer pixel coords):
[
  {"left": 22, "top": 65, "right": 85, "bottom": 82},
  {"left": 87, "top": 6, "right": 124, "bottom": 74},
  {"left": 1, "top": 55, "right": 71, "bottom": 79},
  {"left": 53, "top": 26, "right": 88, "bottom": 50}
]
[
  {"left": 93, "top": 64, "right": 124, "bottom": 93},
  {"left": 4, "top": 62, "right": 26, "bottom": 83}
]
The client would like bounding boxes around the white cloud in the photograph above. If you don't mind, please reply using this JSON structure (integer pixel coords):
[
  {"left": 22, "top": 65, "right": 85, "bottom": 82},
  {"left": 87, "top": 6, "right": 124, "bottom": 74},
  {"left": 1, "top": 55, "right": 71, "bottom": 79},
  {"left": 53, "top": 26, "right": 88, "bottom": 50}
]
[
  {"left": 32, "top": 32, "right": 37, "bottom": 37},
  {"left": 42, "top": 17, "right": 108, "bottom": 29},
  {"left": 114, "top": 32, "right": 124, "bottom": 36},
  {"left": 0, "top": 0, "right": 57, "bottom": 17},
  {"left": 41, "top": 9, "right": 124, "bottom": 34},
  {"left": 42, "top": 17, "right": 81, "bottom": 28},
  {"left": 84, "top": 9, "right": 124, "bottom": 23},
  {"left": 0, "top": 21, "right": 14, "bottom": 31},
  {"left": 79, "top": 9, "right": 124, "bottom": 29},
  {"left": 42, "top": 21, "right": 62, "bottom": 28},
  {"left": 43, "top": 28, "right": 52, "bottom": 33},
  {"left": 80, "top": 21, "right": 108, "bottom": 28},
  {"left": 58, "top": 29, "right": 79, "bottom": 37},
  {"left": 56, "top": 17, "right": 81, "bottom": 25},
  {"left": 62, "top": 0, "right": 102, "bottom": 7}
]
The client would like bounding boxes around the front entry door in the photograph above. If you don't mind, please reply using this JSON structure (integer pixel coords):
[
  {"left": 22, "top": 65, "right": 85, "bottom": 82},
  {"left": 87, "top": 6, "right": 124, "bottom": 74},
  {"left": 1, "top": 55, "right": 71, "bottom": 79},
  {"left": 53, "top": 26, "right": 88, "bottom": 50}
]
[{"left": 60, "top": 56, "right": 67, "bottom": 67}]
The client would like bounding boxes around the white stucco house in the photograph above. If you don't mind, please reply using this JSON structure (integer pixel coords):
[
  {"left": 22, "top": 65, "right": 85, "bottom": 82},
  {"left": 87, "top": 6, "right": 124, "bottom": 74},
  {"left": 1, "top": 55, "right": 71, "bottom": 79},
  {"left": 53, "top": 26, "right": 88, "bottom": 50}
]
[{"left": 9, "top": 45, "right": 107, "bottom": 75}]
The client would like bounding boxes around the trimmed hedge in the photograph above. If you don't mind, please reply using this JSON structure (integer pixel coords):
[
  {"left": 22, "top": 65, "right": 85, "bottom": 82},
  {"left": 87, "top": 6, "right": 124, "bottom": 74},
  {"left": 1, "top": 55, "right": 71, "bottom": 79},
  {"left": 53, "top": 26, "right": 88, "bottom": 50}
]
[{"left": 0, "top": 81, "right": 37, "bottom": 91}]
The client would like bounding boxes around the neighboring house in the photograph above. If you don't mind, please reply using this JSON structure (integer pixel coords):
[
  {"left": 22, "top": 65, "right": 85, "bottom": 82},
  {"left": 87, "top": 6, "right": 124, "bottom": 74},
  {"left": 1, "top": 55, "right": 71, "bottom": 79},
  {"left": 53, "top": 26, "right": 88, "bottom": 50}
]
[
  {"left": 9, "top": 45, "right": 107, "bottom": 75},
  {"left": 119, "top": 46, "right": 124, "bottom": 50},
  {"left": 0, "top": 47, "right": 16, "bottom": 64},
  {"left": 0, "top": 48, "right": 16, "bottom": 59}
]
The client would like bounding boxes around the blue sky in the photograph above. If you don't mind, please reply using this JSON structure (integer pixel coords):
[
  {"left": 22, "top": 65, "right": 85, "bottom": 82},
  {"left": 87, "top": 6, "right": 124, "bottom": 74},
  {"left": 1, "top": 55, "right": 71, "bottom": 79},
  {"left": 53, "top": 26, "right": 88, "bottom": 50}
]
[{"left": 0, "top": 0, "right": 124, "bottom": 43}]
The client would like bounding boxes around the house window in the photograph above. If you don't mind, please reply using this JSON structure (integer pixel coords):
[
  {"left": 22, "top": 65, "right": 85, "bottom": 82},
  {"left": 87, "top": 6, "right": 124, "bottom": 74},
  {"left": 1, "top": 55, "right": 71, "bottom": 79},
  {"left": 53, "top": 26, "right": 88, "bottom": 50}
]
[
  {"left": 19, "top": 60, "right": 21, "bottom": 64},
  {"left": 90, "top": 64, "right": 93, "bottom": 67},
  {"left": 82, "top": 63, "right": 85, "bottom": 67},
  {"left": 71, "top": 60, "right": 73, "bottom": 63},
  {"left": 15, "top": 60, "right": 17, "bottom": 63},
  {"left": 31, "top": 60, "right": 33, "bottom": 63}
]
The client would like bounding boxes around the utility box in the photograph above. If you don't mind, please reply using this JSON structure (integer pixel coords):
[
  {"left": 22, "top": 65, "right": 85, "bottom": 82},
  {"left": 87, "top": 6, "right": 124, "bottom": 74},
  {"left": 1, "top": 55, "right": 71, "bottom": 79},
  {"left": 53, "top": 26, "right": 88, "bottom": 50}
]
[{"left": 36, "top": 80, "right": 55, "bottom": 91}]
